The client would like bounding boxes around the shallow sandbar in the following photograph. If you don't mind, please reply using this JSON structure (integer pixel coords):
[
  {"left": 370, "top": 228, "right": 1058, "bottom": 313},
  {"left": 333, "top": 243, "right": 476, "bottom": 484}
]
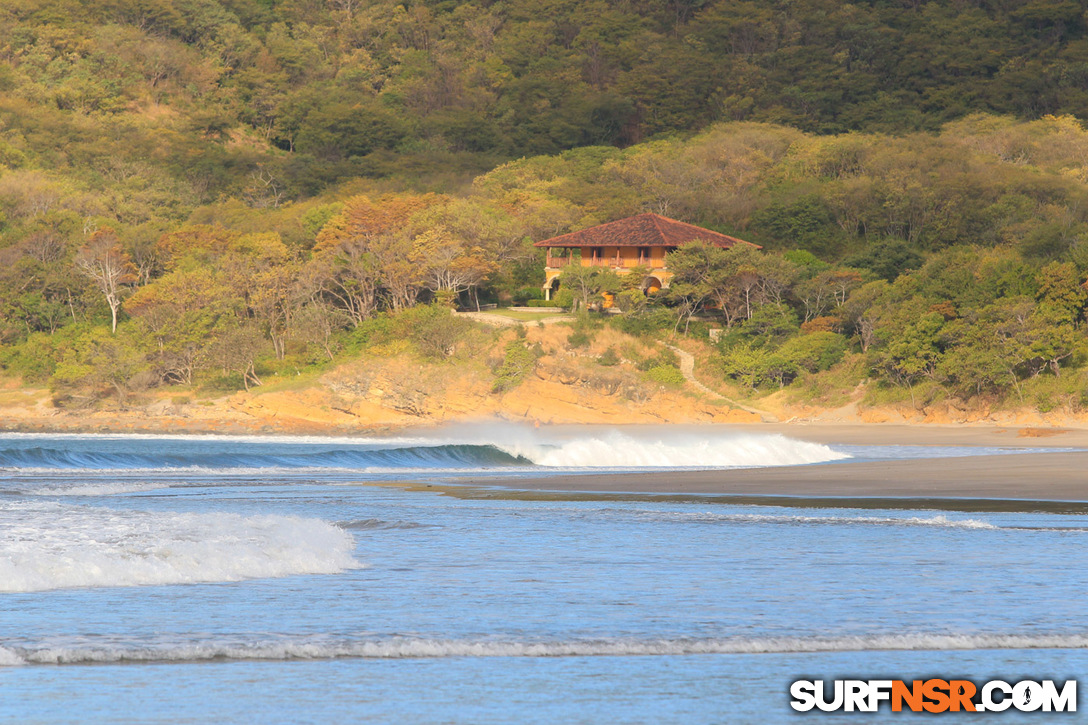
[{"left": 455, "top": 451, "right": 1088, "bottom": 503}]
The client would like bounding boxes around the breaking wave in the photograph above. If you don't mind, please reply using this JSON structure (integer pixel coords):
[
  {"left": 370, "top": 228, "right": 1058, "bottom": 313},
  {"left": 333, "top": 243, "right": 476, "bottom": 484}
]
[
  {"left": 26, "top": 481, "right": 168, "bottom": 496},
  {"left": 0, "top": 428, "right": 847, "bottom": 472},
  {"left": 0, "top": 500, "right": 360, "bottom": 592},
  {"left": 496, "top": 431, "right": 846, "bottom": 468},
  {"left": 2, "top": 632, "right": 1085, "bottom": 666},
  {"left": 0, "top": 444, "right": 523, "bottom": 471}
]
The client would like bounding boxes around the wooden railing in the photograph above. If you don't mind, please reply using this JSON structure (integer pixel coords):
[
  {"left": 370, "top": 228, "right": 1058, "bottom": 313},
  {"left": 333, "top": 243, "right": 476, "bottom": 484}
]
[{"left": 546, "top": 255, "right": 666, "bottom": 269}]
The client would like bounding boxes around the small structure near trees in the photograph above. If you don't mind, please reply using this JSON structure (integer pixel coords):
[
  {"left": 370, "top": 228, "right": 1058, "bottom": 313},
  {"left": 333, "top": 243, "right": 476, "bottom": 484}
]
[{"left": 534, "top": 213, "right": 758, "bottom": 302}]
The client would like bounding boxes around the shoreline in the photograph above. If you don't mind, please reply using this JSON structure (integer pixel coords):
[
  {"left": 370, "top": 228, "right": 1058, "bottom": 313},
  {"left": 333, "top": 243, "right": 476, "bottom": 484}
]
[
  {"left": 421, "top": 484, "right": 1088, "bottom": 514},
  {"left": 5, "top": 416, "right": 1088, "bottom": 505},
  {"left": 452, "top": 450, "right": 1088, "bottom": 503},
  {"left": 3, "top": 416, "right": 1088, "bottom": 446}
]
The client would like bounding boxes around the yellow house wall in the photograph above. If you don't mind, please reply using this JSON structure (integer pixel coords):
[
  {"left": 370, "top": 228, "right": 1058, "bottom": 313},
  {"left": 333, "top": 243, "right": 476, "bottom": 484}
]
[{"left": 543, "top": 246, "right": 675, "bottom": 296}]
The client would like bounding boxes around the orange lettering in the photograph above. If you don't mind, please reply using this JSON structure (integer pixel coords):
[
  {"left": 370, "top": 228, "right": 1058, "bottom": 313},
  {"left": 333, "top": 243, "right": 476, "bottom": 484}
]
[
  {"left": 948, "top": 680, "right": 977, "bottom": 712},
  {"left": 892, "top": 680, "right": 924, "bottom": 712},
  {"left": 922, "top": 679, "right": 950, "bottom": 713}
]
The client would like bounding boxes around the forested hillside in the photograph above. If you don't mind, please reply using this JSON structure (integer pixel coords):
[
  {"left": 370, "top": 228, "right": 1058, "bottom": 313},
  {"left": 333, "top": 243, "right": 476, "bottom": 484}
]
[
  {"left": 3, "top": 0, "right": 1088, "bottom": 418},
  {"left": 4, "top": 0, "right": 1088, "bottom": 203},
  {"left": 4, "top": 115, "right": 1088, "bottom": 414}
]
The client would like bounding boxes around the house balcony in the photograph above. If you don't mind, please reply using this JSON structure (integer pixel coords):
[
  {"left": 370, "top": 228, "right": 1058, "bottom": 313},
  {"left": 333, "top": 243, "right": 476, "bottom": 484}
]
[{"left": 545, "top": 255, "right": 666, "bottom": 269}]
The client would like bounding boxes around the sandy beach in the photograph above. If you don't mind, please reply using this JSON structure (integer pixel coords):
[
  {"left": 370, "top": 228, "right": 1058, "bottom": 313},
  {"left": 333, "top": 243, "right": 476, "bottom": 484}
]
[
  {"left": 453, "top": 423, "right": 1088, "bottom": 503},
  {"left": 742, "top": 422, "right": 1088, "bottom": 448},
  {"left": 457, "top": 451, "right": 1088, "bottom": 500}
]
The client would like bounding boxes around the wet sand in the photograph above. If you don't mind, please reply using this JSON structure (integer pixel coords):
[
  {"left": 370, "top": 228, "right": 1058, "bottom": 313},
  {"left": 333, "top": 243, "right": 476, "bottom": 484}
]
[{"left": 457, "top": 425, "right": 1088, "bottom": 501}]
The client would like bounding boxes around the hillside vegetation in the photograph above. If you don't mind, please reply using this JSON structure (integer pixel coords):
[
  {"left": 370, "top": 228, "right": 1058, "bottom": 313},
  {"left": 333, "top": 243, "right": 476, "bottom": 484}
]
[
  {"left": 3, "top": 0, "right": 1088, "bottom": 421},
  {"left": 3, "top": 115, "right": 1088, "bottom": 418},
  {"left": 4, "top": 0, "right": 1088, "bottom": 203}
]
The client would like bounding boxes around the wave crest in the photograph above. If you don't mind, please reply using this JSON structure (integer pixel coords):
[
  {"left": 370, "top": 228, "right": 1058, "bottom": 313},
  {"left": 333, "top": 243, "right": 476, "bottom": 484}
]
[
  {"left": 497, "top": 431, "right": 847, "bottom": 468},
  {"left": 0, "top": 501, "right": 360, "bottom": 592},
  {"left": 3, "top": 632, "right": 1086, "bottom": 666},
  {"left": 0, "top": 428, "right": 848, "bottom": 472}
]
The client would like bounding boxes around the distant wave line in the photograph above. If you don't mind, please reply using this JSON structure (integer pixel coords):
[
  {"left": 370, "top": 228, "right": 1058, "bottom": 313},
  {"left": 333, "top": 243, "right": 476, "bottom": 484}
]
[
  {"left": 0, "top": 444, "right": 530, "bottom": 472},
  {"left": 3, "top": 633, "right": 1087, "bottom": 666}
]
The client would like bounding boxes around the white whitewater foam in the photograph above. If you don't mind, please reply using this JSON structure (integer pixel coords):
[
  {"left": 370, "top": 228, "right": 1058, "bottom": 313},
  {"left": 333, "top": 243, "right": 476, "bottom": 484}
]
[
  {"left": 0, "top": 501, "right": 360, "bottom": 592},
  {"left": 0, "top": 647, "right": 24, "bottom": 666},
  {"left": 27, "top": 481, "right": 167, "bottom": 496},
  {"left": 900, "top": 515, "right": 996, "bottom": 529},
  {"left": 496, "top": 430, "right": 848, "bottom": 468},
  {"left": 3, "top": 632, "right": 1086, "bottom": 666},
  {"left": 625, "top": 511, "right": 998, "bottom": 530}
]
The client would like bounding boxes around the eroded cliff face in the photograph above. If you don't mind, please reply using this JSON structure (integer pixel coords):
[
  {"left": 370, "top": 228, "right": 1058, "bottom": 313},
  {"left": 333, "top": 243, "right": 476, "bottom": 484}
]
[
  {"left": 217, "top": 347, "right": 760, "bottom": 433},
  {"left": 1, "top": 323, "right": 1085, "bottom": 435},
  {"left": 0, "top": 375, "right": 759, "bottom": 437},
  {"left": 0, "top": 325, "right": 761, "bottom": 435}
]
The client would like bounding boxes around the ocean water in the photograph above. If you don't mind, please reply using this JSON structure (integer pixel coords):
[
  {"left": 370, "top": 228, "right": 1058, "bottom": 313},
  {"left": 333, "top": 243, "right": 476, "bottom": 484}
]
[{"left": 1, "top": 427, "right": 1086, "bottom": 723}]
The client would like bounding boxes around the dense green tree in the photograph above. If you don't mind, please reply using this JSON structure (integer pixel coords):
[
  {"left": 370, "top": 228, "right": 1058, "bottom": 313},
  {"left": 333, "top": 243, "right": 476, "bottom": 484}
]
[{"left": 876, "top": 312, "right": 944, "bottom": 408}]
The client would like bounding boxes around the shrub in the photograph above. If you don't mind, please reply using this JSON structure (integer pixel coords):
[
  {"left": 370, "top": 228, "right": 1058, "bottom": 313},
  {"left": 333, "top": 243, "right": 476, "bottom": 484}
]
[
  {"left": 645, "top": 364, "right": 685, "bottom": 386},
  {"left": 343, "top": 314, "right": 396, "bottom": 353},
  {"left": 597, "top": 347, "right": 620, "bottom": 366},
  {"left": 778, "top": 332, "right": 848, "bottom": 373},
  {"left": 719, "top": 343, "right": 796, "bottom": 389},
  {"left": 567, "top": 329, "right": 592, "bottom": 347},
  {"left": 789, "top": 352, "right": 869, "bottom": 406},
  {"left": 492, "top": 341, "right": 539, "bottom": 393},
  {"left": 395, "top": 305, "right": 473, "bottom": 358},
  {"left": 610, "top": 306, "right": 673, "bottom": 337},
  {"left": 566, "top": 314, "right": 599, "bottom": 348},
  {"left": 635, "top": 348, "right": 679, "bottom": 371},
  {"left": 367, "top": 339, "right": 413, "bottom": 357},
  {"left": 0, "top": 325, "right": 90, "bottom": 383},
  {"left": 0, "top": 332, "right": 60, "bottom": 382},
  {"left": 613, "top": 288, "right": 647, "bottom": 313},
  {"left": 513, "top": 286, "right": 544, "bottom": 305},
  {"left": 48, "top": 327, "right": 149, "bottom": 406}
]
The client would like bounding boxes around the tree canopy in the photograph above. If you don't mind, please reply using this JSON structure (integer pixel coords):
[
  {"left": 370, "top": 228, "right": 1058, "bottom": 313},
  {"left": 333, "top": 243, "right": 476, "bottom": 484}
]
[{"left": 3, "top": 1, "right": 1088, "bottom": 413}]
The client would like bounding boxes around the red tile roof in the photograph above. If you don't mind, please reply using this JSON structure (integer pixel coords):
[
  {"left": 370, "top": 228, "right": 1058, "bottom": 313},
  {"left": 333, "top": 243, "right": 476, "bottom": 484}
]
[{"left": 532, "top": 213, "right": 759, "bottom": 249}]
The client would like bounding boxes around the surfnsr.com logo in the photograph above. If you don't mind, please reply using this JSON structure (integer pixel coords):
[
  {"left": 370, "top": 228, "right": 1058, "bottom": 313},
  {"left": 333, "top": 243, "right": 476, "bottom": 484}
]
[{"left": 790, "top": 679, "right": 1077, "bottom": 713}]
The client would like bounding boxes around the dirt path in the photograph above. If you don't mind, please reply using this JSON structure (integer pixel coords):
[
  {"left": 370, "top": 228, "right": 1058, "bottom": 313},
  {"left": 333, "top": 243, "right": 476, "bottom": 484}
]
[
  {"left": 663, "top": 344, "right": 776, "bottom": 421},
  {"left": 456, "top": 312, "right": 571, "bottom": 327}
]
